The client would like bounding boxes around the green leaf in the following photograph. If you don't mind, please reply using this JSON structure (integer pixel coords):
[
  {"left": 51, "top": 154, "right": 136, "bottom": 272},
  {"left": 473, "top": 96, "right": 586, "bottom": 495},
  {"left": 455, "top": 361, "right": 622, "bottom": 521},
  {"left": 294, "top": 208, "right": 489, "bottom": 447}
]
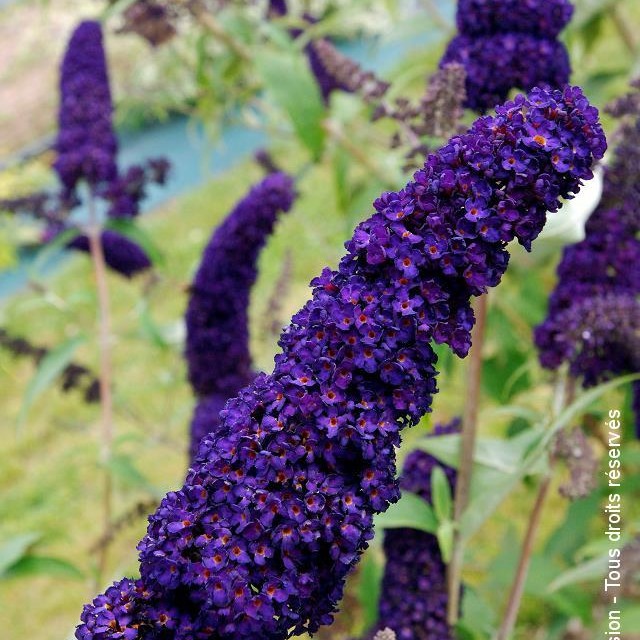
[
  {"left": 106, "top": 219, "right": 165, "bottom": 267},
  {"left": 2, "top": 555, "right": 83, "bottom": 580},
  {"left": 18, "top": 335, "right": 86, "bottom": 428},
  {"left": 541, "top": 373, "right": 640, "bottom": 450},
  {"left": 431, "top": 466, "right": 453, "bottom": 522},
  {"left": 436, "top": 519, "right": 454, "bottom": 564},
  {"left": 457, "top": 586, "right": 496, "bottom": 639},
  {"left": 107, "top": 453, "right": 159, "bottom": 496},
  {"left": 415, "top": 429, "right": 543, "bottom": 474},
  {"left": 547, "top": 554, "right": 609, "bottom": 593},
  {"left": 357, "top": 548, "right": 383, "bottom": 630},
  {"left": 374, "top": 491, "right": 437, "bottom": 534},
  {"left": 255, "top": 49, "right": 326, "bottom": 159},
  {"left": 137, "top": 302, "right": 170, "bottom": 350},
  {"left": 0, "top": 533, "right": 41, "bottom": 576},
  {"left": 29, "top": 227, "right": 81, "bottom": 279}
]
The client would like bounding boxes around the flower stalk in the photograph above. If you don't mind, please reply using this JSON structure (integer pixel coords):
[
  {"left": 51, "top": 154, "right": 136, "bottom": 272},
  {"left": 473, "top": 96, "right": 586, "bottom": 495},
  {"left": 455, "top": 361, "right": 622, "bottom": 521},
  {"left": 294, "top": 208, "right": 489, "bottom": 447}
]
[
  {"left": 86, "top": 198, "right": 116, "bottom": 584},
  {"left": 496, "top": 375, "right": 576, "bottom": 640}
]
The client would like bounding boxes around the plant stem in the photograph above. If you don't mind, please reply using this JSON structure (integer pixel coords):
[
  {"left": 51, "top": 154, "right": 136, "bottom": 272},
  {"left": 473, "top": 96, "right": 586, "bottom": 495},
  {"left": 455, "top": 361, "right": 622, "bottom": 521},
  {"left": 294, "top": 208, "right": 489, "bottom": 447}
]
[
  {"left": 496, "top": 375, "right": 576, "bottom": 640},
  {"left": 86, "top": 200, "right": 115, "bottom": 585},
  {"left": 185, "top": 0, "right": 251, "bottom": 61},
  {"left": 495, "top": 473, "right": 552, "bottom": 640},
  {"left": 447, "top": 293, "right": 488, "bottom": 625}
]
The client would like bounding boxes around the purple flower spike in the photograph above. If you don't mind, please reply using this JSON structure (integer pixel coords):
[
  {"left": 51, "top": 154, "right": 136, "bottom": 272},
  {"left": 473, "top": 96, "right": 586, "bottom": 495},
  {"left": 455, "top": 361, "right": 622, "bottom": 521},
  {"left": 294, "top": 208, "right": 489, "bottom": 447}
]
[
  {"left": 54, "top": 21, "right": 118, "bottom": 197},
  {"left": 535, "top": 92, "right": 640, "bottom": 433},
  {"left": 456, "top": 0, "right": 574, "bottom": 38},
  {"left": 368, "top": 420, "right": 459, "bottom": 640},
  {"left": 69, "top": 230, "right": 152, "bottom": 278},
  {"left": 185, "top": 172, "right": 297, "bottom": 460},
  {"left": 441, "top": 34, "right": 570, "bottom": 113},
  {"left": 77, "top": 86, "right": 605, "bottom": 640},
  {"left": 442, "top": 0, "right": 573, "bottom": 112}
]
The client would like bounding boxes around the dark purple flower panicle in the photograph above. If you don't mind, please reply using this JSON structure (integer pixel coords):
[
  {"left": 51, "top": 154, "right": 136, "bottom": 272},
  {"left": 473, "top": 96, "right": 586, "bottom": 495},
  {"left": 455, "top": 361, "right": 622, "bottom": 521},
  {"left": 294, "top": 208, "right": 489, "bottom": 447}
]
[
  {"left": 370, "top": 421, "right": 459, "bottom": 640},
  {"left": 535, "top": 99, "right": 640, "bottom": 433},
  {"left": 77, "top": 86, "right": 605, "bottom": 640},
  {"left": 69, "top": 230, "right": 152, "bottom": 278},
  {"left": 442, "top": 0, "right": 573, "bottom": 112},
  {"left": 54, "top": 21, "right": 118, "bottom": 197},
  {"left": 456, "top": 0, "right": 574, "bottom": 38},
  {"left": 185, "top": 172, "right": 297, "bottom": 459},
  {"left": 441, "top": 35, "right": 570, "bottom": 113}
]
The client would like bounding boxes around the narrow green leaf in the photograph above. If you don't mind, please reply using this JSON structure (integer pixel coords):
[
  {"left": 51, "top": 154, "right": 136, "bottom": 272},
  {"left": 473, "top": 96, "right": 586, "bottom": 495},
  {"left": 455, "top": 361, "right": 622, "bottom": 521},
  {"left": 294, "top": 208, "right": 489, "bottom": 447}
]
[
  {"left": 374, "top": 491, "right": 437, "bottom": 534},
  {"left": 460, "top": 375, "right": 639, "bottom": 542},
  {"left": 18, "top": 335, "right": 86, "bottom": 428},
  {"left": 542, "top": 373, "right": 640, "bottom": 449},
  {"left": 357, "top": 548, "right": 383, "bottom": 630},
  {"left": 0, "top": 533, "right": 41, "bottom": 576},
  {"left": 415, "top": 429, "right": 543, "bottom": 474},
  {"left": 137, "top": 302, "right": 170, "bottom": 350},
  {"left": 29, "top": 227, "right": 81, "bottom": 279},
  {"left": 436, "top": 519, "right": 455, "bottom": 564},
  {"left": 107, "top": 453, "right": 158, "bottom": 495},
  {"left": 3, "top": 555, "right": 84, "bottom": 580},
  {"left": 431, "top": 466, "right": 453, "bottom": 522},
  {"left": 547, "top": 554, "right": 609, "bottom": 593},
  {"left": 255, "top": 50, "right": 326, "bottom": 159}
]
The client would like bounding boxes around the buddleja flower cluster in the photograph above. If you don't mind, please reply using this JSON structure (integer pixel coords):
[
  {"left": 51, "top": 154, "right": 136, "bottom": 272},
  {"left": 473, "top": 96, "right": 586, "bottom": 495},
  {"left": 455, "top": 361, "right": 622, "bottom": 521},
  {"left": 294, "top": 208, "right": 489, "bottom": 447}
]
[
  {"left": 55, "top": 20, "right": 118, "bottom": 197},
  {"left": 186, "top": 172, "right": 297, "bottom": 461},
  {"left": 77, "top": 86, "right": 605, "bottom": 640},
  {"left": 535, "top": 88, "right": 640, "bottom": 433},
  {"left": 1, "top": 21, "right": 169, "bottom": 278},
  {"left": 441, "top": 0, "right": 573, "bottom": 112},
  {"left": 369, "top": 420, "right": 459, "bottom": 640}
]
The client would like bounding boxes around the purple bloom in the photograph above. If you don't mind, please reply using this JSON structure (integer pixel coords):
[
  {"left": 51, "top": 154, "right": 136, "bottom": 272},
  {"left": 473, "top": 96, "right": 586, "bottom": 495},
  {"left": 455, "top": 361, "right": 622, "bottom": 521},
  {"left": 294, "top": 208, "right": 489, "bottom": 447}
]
[
  {"left": 535, "top": 94, "right": 640, "bottom": 433},
  {"left": 54, "top": 21, "right": 118, "bottom": 197},
  {"left": 3, "top": 21, "right": 171, "bottom": 277},
  {"left": 68, "top": 230, "right": 152, "bottom": 278},
  {"left": 185, "top": 172, "right": 297, "bottom": 460},
  {"left": 367, "top": 421, "right": 459, "bottom": 640},
  {"left": 77, "top": 86, "right": 605, "bottom": 640},
  {"left": 441, "top": 34, "right": 570, "bottom": 113},
  {"left": 456, "top": 0, "right": 574, "bottom": 38}
]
